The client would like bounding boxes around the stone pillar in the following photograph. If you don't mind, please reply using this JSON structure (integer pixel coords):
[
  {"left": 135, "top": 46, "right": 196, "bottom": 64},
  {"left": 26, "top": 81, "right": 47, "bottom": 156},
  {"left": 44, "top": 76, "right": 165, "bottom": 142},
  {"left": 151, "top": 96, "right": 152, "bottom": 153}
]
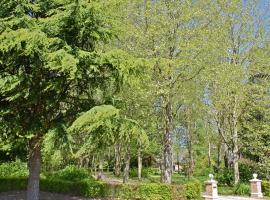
[
  {"left": 203, "top": 174, "right": 219, "bottom": 200},
  {"left": 250, "top": 173, "right": 263, "bottom": 198}
]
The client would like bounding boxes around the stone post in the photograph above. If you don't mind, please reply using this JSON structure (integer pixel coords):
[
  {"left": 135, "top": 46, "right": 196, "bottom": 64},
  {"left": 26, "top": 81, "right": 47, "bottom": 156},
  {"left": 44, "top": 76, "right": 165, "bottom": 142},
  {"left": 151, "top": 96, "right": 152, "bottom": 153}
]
[
  {"left": 203, "top": 174, "right": 219, "bottom": 200},
  {"left": 250, "top": 173, "right": 263, "bottom": 198}
]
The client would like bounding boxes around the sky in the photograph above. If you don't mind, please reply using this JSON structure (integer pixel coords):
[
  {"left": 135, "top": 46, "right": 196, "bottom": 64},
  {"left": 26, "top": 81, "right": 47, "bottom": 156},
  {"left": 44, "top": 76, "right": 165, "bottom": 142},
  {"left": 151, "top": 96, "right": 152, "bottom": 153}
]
[{"left": 258, "top": 0, "right": 270, "bottom": 34}]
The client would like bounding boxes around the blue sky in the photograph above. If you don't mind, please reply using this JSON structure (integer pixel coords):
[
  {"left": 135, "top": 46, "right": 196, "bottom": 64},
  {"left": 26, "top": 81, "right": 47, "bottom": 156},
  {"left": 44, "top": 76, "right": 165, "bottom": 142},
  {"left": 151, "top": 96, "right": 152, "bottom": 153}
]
[{"left": 258, "top": 0, "right": 270, "bottom": 33}]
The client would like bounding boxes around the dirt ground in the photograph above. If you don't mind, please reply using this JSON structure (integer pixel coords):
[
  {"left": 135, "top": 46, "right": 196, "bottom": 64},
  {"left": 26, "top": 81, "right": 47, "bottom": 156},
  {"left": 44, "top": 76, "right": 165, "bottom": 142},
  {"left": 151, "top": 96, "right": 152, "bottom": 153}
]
[{"left": 0, "top": 191, "right": 112, "bottom": 200}]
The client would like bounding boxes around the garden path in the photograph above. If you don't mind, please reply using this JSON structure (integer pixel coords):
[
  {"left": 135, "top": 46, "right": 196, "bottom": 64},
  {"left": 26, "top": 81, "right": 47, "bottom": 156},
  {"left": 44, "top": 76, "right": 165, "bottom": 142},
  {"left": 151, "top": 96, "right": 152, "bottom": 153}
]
[{"left": 219, "top": 196, "right": 267, "bottom": 200}]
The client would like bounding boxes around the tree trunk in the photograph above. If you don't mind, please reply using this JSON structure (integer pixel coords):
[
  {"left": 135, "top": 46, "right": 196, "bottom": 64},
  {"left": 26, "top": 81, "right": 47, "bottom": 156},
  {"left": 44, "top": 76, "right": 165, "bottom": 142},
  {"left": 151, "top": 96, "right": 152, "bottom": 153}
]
[
  {"left": 162, "top": 101, "right": 173, "bottom": 184},
  {"left": 27, "top": 137, "right": 41, "bottom": 200},
  {"left": 187, "top": 122, "right": 194, "bottom": 178},
  {"left": 177, "top": 151, "right": 180, "bottom": 173},
  {"left": 123, "top": 145, "right": 131, "bottom": 184},
  {"left": 216, "top": 141, "right": 222, "bottom": 172},
  {"left": 232, "top": 103, "right": 240, "bottom": 184},
  {"left": 208, "top": 141, "right": 211, "bottom": 168},
  {"left": 97, "top": 159, "right": 104, "bottom": 180},
  {"left": 138, "top": 147, "right": 142, "bottom": 180},
  {"left": 114, "top": 144, "right": 121, "bottom": 177}
]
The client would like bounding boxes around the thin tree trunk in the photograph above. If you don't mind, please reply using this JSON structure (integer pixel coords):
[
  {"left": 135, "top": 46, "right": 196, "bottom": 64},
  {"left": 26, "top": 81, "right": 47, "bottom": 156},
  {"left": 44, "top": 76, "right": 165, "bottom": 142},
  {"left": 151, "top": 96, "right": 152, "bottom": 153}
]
[
  {"left": 27, "top": 137, "right": 41, "bottom": 200},
  {"left": 138, "top": 146, "right": 142, "bottom": 180},
  {"left": 162, "top": 101, "right": 173, "bottom": 184},
  {"left": 208, "top": 141, "right": 211, "bottom": 168},
  {"left": 97, "top": 155, "right": 104, "bottom": 180},
  {"left": 114, "top": 144, "right": 121, "bottom": 177},
  {"left": 177, "top": 151, "right": 180, "bottom": 173},
  {"left": 232, "top": 103, "right": 240, "bottom": 184},
  {"left": 187, "top": 122, "right": 194, "bottom": 178},
  {"left": 123, "top": 145, "right": 131, "bottom": 184},
  {"left": 216, "top": 141, "right": 222, "bottom": 172}
]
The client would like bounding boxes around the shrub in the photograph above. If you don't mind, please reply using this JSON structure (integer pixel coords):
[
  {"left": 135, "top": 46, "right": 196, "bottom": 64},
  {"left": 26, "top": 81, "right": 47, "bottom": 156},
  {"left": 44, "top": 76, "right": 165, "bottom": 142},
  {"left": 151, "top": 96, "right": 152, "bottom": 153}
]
[
  {"left": 0, "top": 161, "right": 28, "bottom": 178},
  {"left": 0, "top": 177, "right": 106, "bottom": 198},
  {"left": 184, "top": 180, "right": 202, "bottom": 200},
  {"left": 40, "top": 178, "right": 76, "bottom": 195},
  {"left": 45, "top": 165, "right": 90, "bottom": 181},
  {"left": 137, "top": 183, "right": 172, "bottom": 200},
  {"left": 0, "top": 177, "right": 27, "bottom": 192},
  {"left": 41, "top": 178, "right": 106, "bottom": 197},
  {"left": 118, "top": 184, "right": 134, "bottom": 200},
  {"left": 119, "top": 183, "right": 172, "bottom": 200},
  {"left": 233, "top": 183, "right": 250, "bottom": 195},
  {"left": 77, "top": 179, "right": 106, "bottom": 197},
  {"left": 239, "top": 160, "right": 255, "bottom": 183},
  {"left": 262, "top": 180, "right": 270, "bottom": 197},
  {"left": 216, "top": 168, "right": 234, "bottom": 186}
]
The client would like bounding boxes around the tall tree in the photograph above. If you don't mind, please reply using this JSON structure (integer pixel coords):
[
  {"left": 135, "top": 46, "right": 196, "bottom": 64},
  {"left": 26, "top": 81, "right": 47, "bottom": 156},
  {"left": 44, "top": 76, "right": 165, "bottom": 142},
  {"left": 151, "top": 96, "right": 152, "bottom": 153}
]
[{"left": 0, "top": 0, "right": 119, "bottom": 199}]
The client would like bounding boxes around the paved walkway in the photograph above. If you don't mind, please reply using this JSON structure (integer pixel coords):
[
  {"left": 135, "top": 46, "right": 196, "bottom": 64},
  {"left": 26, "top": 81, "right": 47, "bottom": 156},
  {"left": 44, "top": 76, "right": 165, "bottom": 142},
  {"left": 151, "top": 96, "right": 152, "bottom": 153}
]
[{"left": 219, "top": 196, "right": 266, "bottom": 200}]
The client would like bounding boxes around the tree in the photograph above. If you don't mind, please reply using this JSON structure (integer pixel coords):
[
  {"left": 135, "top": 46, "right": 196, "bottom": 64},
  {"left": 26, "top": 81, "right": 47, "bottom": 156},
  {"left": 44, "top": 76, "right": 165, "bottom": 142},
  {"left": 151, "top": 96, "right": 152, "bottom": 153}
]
[
  {"left": 107, "top": 0, "right": 223, "bottom": 183},
  {"left": 69, "top": 105, "right": 149, "bottom": 183},
  {"left": 0, "top": 1, "right": 117, "bottom": 199}
]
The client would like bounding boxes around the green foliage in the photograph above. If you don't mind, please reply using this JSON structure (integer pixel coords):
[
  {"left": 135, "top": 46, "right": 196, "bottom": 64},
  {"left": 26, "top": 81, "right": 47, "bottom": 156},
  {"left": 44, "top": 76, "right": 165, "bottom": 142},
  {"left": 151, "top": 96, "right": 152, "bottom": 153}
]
[
  {"left": 119, "top": 183, "right": 172, "bottom": 200},
  {"left": 45, "top": 165, "right": 90, "bottom": 182},
  {"left": 239, "top": 160, "right": 255, "bottom": 183},
  {"left": 233, "top": 183, "right": 250, "bottom": 195},
  {"left": 262, "top": 180, "right": 270, "bottom": 197},
  {"left": 0, "top": 177, "right": 27, "bottom": 192},
  {"left": 0, "top": 177, "right": 106, "bottom": 198},
  {"left": 129, "top": 167, "right": 159, "bottom": 178},
  {"left": 218, "top": 186, "right": 235, "bottom": 196},
  {"left": 69, "top": 105, "right": 119, "bottom": 135},
  {"left": 216, "top": 168, "right": 234, "bottom": 186},
  {"left": 0, "top": 160, "right": 28, "bottom": 178},
  {"left": 77, "top": 179, "right": 106, "bottom": 198},
  {"left": 184, "top": 180, "right": 202, "bottom": 200},
  {"left": 40, "top": 179, "right": 76, "bottom": 195}
]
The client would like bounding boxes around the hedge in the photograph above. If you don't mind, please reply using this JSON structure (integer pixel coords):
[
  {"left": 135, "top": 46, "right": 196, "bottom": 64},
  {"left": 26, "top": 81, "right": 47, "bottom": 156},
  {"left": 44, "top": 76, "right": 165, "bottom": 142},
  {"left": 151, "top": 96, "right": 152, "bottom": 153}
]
[
  {"left": 0, "top": 177, "right": 106, "bottom": 198},
  {"left": 262, "top": 180, "right": 270, "bottom": 197},
  {"left": 118, "top": 182, "right": 201, "bottom": 200},
  {"left": 0, "top": 177, "right": 202, "bottom": 200}
]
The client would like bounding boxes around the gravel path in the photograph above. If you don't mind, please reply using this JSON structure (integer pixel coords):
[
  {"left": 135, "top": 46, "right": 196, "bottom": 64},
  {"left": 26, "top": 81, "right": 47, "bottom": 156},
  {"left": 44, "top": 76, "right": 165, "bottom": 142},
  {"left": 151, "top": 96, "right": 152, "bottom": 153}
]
[{"left": 0, "top": 191, "right": 112, "bottom": 200}]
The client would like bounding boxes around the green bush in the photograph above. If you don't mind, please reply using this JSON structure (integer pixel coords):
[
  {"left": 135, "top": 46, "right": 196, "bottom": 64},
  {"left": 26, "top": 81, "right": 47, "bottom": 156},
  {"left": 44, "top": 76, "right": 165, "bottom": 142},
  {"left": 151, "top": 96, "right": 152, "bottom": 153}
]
[
  {"left": 184, "top": 180, "right": 202, "bottom": 200},
  {"left": 119, "top": 183, "right": 172, "bottom": 200},
  {"left": 137, "top": 183, "right": 172, "bottom": 200},
  {"left": 0, "top": 177, "right": 27, "bottom": 192},
  {"left": 239, "top": 160, "right": 255, "bottom": 183},
  {"left": 262, "top": 180, "right": 270, "bottom": 197},
  {"left": 40, "top": 178, "right": 76, "bottom": 195},
  {"left": 77, "top": 179, "right": 106, "bottom": 197},
  {"left": 45, "top": 165, "right": 90, "bottom": 181},
  {"left": 233, "top": 183, "right": 250, "bottom": 195},
  {"left": 216, "top": 168, "right": 234, "bottom": 186},
  {"left": 0, "top": 177, "right": 106, "bottom": 198},
  {"left": 0, "top": 161, "right": 28, "bottom": 178}
]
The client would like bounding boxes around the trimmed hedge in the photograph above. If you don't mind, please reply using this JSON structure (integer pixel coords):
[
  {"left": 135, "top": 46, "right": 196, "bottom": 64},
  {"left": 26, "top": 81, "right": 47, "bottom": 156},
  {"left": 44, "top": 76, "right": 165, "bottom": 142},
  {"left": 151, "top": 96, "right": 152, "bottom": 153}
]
[
  {"left": 0, "top": 177, "right": 106, "bottom": 198},
  {"left": 0, "top": 177, "right": 201, "bottom": 200},
  {"left": 118, "top": 182, "right": 201, "bottom": 200},
  {"left": 119, "top": 183, "right": 173, "bottom": 200},
  {"left": 0, "top": 177, "right": 28, "bottom": 192},
  {"left": 262, "top": 180, "right": 270, "bottom": 197}
]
